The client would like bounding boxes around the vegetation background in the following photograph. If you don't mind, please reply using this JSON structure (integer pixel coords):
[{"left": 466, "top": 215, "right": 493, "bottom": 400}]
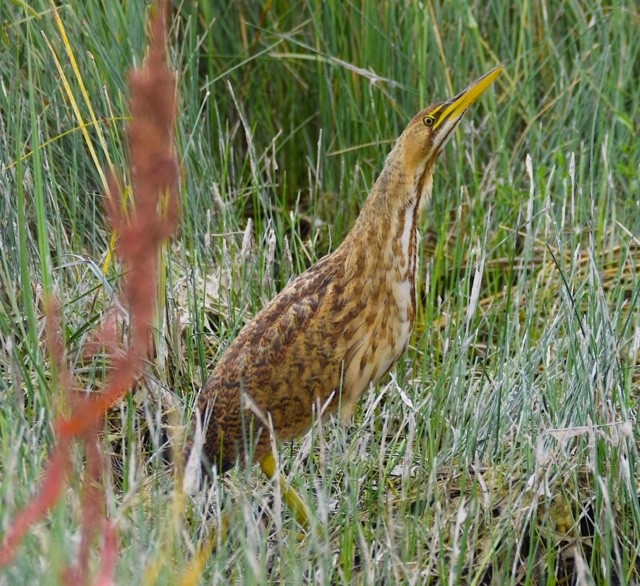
[{"left": 1, "top": 0, "right": 639, "bottom": 583}]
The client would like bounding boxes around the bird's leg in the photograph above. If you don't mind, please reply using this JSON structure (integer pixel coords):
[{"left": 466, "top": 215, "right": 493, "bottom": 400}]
[
  {"left": 180, "top": 455, "right": 310, "bottom": 581},
  {"left": 178, "top": 514, "right": 229, "bottom": 586},
  {"left": 260, "top": 453, "right": 311, "bottom": 531},
  {"left": 180, "top": 454, "right": 311, "bottom": 580}
]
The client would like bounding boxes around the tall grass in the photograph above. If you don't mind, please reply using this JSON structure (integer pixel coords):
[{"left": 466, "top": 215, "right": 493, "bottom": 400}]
[{"left": 1, "top": 0, "right": 639, "bottom": 583}]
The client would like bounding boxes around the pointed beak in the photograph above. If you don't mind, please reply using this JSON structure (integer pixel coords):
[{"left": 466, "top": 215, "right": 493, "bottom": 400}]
[{"left": 433, "top": 65, "right": 504, "bottom": 130}]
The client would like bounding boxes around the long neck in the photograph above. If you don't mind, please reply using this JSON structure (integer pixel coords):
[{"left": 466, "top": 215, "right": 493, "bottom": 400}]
[{"left": 340, "top": 145, "right": 434, "bottom": 287}]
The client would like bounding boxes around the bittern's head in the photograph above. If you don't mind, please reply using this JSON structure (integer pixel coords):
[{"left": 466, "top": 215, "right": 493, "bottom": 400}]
[{"left": 396, "top": 65, "right": 503, "bottom": 205}]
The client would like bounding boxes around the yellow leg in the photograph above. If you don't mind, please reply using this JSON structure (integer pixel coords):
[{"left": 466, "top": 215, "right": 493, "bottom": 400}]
[
  {"left": 179, "top": 454, "right": 309, "bottom": 582},
  {"left": 260, "top": 453, "right": 311, "bottom": 531},
  {"left": 178, "top": 513, "right": 228, "bottom": 586}
]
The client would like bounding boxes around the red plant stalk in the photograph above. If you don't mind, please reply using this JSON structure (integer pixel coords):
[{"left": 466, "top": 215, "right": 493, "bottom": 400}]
[{"left": 0, "top": 1, "right": 178, "bottom": 580}]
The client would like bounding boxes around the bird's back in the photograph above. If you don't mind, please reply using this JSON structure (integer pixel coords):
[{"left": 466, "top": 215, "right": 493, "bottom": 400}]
[
  {"left": 197, "top": 212, "right": 416, "bottom": 471},
  {"left": 199, "top": 248, "right": 349, "bottom": 470}
]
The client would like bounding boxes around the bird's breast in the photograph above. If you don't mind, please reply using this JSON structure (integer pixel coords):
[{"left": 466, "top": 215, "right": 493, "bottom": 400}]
[
  {"left": 339, "top": 201, "right": 419, "bottom": 414},
  {"left": 391, "top": 202, "right": 419, "bottom": 325}
]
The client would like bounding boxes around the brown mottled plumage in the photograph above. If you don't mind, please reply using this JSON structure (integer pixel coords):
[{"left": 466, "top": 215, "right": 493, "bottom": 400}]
[{"left": 194, "top": 66, "right": 503, "bottom": 473}]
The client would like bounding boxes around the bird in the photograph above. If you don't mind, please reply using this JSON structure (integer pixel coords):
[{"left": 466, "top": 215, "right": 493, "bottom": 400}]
[{"left": 190, "top": 65, "right": 503, "bottom": 494}]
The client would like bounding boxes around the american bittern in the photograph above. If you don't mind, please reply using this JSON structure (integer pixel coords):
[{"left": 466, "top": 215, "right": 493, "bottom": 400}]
[{"left": 190, "top": 66, "right": 503, "bottom": 520}]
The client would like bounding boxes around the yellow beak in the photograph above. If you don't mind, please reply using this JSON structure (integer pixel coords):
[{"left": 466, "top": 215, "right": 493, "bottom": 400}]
[{"left": 433, "top": 65, "right": 504, "bottom": 129}]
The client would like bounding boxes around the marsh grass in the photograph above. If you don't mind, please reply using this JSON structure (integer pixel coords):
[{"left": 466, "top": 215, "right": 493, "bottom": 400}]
[{"left": 1, "top": 1, "right": 639, "bottom": 583}]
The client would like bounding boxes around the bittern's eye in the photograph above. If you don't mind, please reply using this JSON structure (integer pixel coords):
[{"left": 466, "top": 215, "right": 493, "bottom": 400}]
[{"left": 423, "top": 115, "right": 436, "bottom": 127}]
